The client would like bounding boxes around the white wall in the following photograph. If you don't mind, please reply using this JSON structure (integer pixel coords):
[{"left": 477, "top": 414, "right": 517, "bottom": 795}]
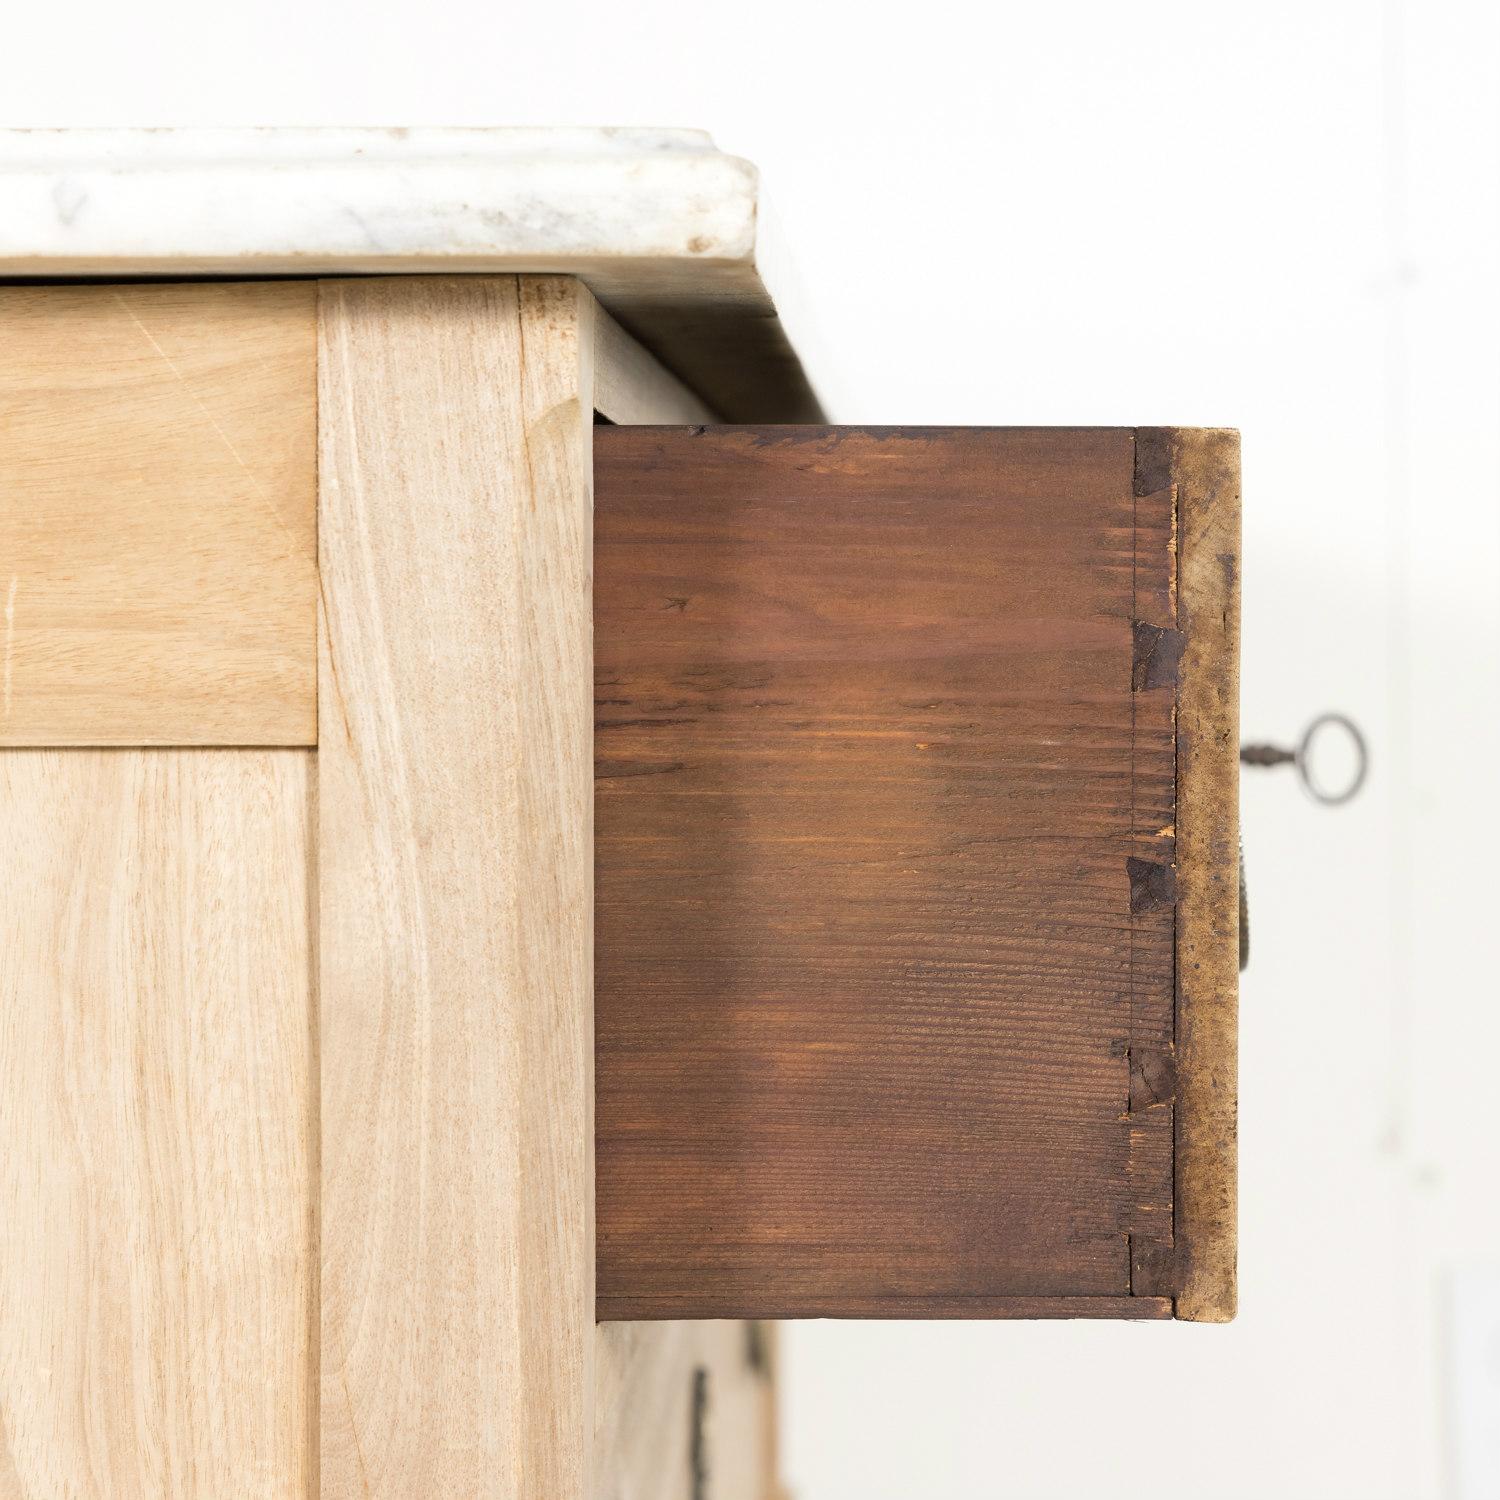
[{"left": 8, "top": 1, "right": 1496, "bottom": 1494}]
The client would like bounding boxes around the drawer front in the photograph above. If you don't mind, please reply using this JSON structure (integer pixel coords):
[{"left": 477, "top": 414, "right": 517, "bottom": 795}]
[{"left": 594, "top": 425, "right": 1239, "bottom": 1322}]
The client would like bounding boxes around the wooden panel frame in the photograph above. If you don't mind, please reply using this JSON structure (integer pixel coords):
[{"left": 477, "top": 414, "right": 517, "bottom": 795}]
[{"left": 318, "top": 275, "right": 596, "bottom": 1500}]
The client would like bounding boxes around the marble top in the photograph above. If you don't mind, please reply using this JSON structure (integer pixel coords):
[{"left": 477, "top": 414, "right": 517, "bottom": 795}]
[{"left": 0, "top": 128, "right": 823, "bottom": 420}]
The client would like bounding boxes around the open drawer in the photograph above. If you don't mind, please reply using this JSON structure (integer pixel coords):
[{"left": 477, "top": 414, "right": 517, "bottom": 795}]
[{"left": 594, "top": 424, "right": 1240, "bottom": 1323}]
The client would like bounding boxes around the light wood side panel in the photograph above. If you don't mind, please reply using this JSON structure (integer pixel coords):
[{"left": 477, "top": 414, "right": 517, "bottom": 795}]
[
  {"left": 0, "top": 749, "right": 315, "bottom": 1500},
  {"left": 318, "top": 275, "right": 594, "bottom": 1500},
  {"left": 0, "top": 282, "right": 316, "bottom": 747}
]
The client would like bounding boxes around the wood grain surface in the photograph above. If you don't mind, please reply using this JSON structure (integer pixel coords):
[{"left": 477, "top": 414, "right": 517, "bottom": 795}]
[
  {"left": 0, "top": 749, "right": 314, "bottom": 1499},
  {"left": 1151, "top": 427, "right": 1241, "bottom": 1322},
  {"left": 317, "top": 276, "right": 596, "bottom": 1500},
  {"left": 0, "top": 282, "right": 316, "bottom": 747},
  {"left": 594, "top": 426, "right": 1193, "bottom": 1319}
]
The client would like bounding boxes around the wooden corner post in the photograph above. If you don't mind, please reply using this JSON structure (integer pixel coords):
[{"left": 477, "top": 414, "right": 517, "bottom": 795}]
[{"left": 318, "top": 276, "right": 596, "bottom": 1498}]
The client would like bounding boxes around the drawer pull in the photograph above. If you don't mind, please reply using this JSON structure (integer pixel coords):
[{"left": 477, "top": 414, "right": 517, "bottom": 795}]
[{"left": 1241, "top": 711, "right": 1369, "bottom": 806}]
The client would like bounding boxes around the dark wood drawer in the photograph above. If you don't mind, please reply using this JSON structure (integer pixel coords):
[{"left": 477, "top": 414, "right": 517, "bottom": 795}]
[{"left": 593, "top": 425, "right": 1239, "bottom": 1323}]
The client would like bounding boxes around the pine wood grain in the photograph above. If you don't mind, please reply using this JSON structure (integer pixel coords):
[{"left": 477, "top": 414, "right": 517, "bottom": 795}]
[
  {"left": 0, "top": 749, "right": 314, "bottom": 1499},
  {"left": 318, "top": 276, "right": 595, "bottom": 1500},
  {"left": 0, "top": 282, "right": 316, "bottom": 747},
  {"left": 594, "top": 426, "right": 1185, "bottom": 1319}
]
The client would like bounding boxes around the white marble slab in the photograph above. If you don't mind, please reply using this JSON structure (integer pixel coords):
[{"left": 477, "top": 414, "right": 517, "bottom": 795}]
[{"left": 0, "top": 127, "right": 823, "bottom": 420}]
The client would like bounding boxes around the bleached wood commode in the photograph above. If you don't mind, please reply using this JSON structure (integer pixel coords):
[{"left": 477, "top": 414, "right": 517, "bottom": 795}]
[{"left": 0, "top": 129, "right": 1240, "bottom": 1499}]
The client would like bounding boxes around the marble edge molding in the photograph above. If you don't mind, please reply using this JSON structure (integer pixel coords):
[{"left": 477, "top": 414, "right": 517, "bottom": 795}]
[
  {"left": 0, "top": 126, "right": 827, "bottom": 420},
  {"left": 0, "top": 127, "right": 758, "bottom": 268}
]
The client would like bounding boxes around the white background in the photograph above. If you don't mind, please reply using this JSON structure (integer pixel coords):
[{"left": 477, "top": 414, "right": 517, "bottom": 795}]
[{"left": 7, "top": 1, "right": 1497, "bottom": 1495}]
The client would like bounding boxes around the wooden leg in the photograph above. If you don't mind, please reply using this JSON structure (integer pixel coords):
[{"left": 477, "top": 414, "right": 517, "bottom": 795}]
[{"left": 317, "top": 276, "right": 594, "bottom": 1500}]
